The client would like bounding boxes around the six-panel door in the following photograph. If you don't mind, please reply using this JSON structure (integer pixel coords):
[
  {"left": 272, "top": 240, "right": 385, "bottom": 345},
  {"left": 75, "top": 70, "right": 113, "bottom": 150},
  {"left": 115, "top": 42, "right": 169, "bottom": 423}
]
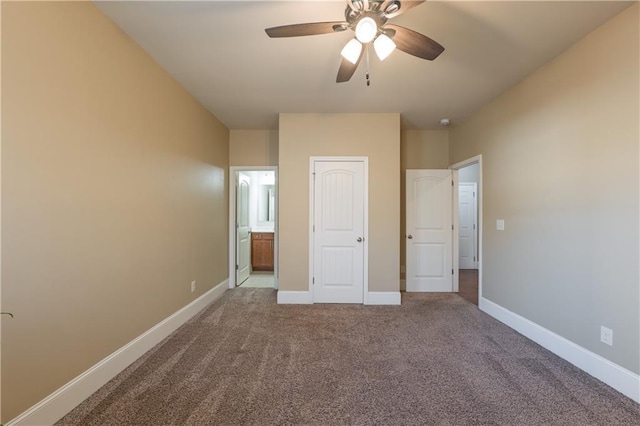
[{"left": 458, "top": 182, "right": 477, "bottom": 269}]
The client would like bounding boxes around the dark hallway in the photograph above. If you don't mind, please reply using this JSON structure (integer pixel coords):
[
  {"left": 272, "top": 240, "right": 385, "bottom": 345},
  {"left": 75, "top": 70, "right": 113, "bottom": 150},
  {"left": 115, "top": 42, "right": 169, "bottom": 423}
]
[{"left": 458, "top": 269, "right": 478, "bottom": 305}]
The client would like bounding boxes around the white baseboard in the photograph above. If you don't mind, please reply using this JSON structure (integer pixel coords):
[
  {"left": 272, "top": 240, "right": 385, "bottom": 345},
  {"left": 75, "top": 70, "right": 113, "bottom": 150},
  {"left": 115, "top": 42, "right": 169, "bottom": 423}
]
[
  {"left": 366, "top": 291, "right": 401, "bottom": 305},
  {"left": 277, "top": 291, "right": 401, "bottom": 305},
  {"left": 480, "top": 297, "right": 640, "bottom": 403},
  {"left": 7, "top": 279, "right": 229, "bottom": 426},
  {"left": 277, "top": 290, "right": 312, "bottom": 304}
]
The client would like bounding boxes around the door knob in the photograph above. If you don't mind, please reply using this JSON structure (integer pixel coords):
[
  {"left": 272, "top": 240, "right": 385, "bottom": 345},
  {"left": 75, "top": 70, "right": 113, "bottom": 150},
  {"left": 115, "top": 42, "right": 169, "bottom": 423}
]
[
  {"left": 357, "top": 237, "right": 363, "bottom": 242},
  {"left": 407, "top": 235, "right": 413, "bottom": 239}
]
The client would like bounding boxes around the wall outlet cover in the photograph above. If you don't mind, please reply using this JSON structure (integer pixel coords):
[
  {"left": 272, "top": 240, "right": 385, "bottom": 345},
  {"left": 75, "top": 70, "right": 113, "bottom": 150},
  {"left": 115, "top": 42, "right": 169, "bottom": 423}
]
[{"left": 600, "top": 326, "right": 613, "bottom": 346}]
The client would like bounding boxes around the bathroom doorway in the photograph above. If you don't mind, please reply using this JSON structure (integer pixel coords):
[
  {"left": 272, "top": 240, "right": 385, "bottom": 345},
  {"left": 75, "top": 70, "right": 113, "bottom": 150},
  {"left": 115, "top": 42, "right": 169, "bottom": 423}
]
[{"left": 228, "top": 167, "right": 278, "bottom": 289}]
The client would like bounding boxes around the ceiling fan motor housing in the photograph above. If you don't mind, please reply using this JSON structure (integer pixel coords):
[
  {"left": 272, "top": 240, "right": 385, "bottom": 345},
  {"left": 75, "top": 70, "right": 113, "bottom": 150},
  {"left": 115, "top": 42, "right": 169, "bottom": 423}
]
[{"left": 345, "top": 2, "right": 390, "bottom": 30}]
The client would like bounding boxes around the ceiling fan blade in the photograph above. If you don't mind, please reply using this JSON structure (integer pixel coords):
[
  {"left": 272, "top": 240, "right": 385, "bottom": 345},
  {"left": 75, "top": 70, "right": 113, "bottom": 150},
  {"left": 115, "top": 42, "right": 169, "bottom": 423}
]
[
  {"left": 385, "top": 24, "right": 444, "bottom": 60},
  {"left": 380, "top": 1, "right": 425, "bottom": 18},
  {"left": 336, "top": 48, "right": 365, "bottom": 83},
  {"left": 265, "top": 22, "right": 348, "bottom": 38}
]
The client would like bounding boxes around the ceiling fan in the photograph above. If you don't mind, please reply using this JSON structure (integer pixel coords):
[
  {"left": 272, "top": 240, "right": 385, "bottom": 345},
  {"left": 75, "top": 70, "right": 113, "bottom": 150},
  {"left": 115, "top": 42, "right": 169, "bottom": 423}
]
[{"left": 265, "top": 0, "right": 444, "bottom": 83}]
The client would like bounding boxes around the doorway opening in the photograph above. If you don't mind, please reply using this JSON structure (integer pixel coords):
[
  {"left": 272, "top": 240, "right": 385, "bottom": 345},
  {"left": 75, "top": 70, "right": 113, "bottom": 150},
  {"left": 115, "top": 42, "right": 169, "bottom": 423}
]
[
  {"left": 228, "top": 167, "right": 278, "bottom": 290},
  {"left": 450, "top": 155, "right": 482, "bottom": 306}
]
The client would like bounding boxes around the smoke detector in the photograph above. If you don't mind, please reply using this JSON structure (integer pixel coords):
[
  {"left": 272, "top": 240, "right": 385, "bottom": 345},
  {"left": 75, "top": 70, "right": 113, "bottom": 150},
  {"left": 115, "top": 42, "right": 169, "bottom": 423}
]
[{"left": 439, "top": 118, "right": 451, "bottom": 126}]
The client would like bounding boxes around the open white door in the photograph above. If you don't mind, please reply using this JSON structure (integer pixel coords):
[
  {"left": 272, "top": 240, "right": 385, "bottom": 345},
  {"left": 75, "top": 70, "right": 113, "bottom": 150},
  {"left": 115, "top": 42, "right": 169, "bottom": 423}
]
[
  {"left": 236, "top": 173, "right": 251, "bottom": 286},
  {"left": 458, "top": 182, "right": 477, "bottom": 269},
  {"left": 406, "top": 169, "right": 453, "bottom": 292},
  {"left": 312, "top": 160, "right": 365, "bottom": 303}
]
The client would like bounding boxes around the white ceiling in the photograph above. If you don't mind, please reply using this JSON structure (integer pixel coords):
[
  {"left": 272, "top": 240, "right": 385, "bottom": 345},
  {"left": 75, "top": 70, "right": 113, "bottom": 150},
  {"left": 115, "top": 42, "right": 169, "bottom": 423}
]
[{"left": 95, "top": 1, "right": 632, "bottom": 130}]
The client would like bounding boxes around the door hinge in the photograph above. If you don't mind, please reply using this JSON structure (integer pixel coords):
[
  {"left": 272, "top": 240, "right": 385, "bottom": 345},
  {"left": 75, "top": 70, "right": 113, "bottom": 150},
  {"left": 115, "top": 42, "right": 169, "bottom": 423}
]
[
  {"left": 473, "top": 224, "right": 476, "bottom": 230},
  {"left": 452, "top": 225, "right": 454, "bottom": 230},
  {"left": 236, "top": 222, "right": 239, "bottom": 229},
  {"left": 473, "top": 192, "right": 476, "bottom": 197},
  {"left": 473, "top": 256, "right": 476, "bottom": 261},
  {"left": 451, "top": 180, "right": 454, "bottom": 186},
  {"left": 313, "top": 225, "right": 315, "bottom": 232},
  {"left": 236, "top": 264, "right": 239, "bottom": 270},
  {"left": 312, "top": 277, "right": 315, "bottom": 284},
  {"left": 452, "top": 269, "right": 454, "bottom": 275}
]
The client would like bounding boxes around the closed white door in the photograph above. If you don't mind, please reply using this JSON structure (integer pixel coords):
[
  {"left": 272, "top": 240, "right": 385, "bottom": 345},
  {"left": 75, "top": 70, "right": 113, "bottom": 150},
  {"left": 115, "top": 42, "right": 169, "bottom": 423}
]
[
  {"left": 236, "top": 173, "right": 251, "bottom": 286},
  {"left": 406, "top": 170, "right": 453, "bottom": 292},
  {"left": 312, "top": 161, "right": 365, "bottom": 303},
  {"left": 458, "top": 182, "right": 477, "bottom": 269}
]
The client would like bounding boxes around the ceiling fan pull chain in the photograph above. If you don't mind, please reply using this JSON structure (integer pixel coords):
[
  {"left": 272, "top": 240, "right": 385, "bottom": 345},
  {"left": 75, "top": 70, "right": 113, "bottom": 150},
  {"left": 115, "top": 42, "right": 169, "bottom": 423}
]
[{"left": 365, "top": 45, "right": 371, "bottom": 86}]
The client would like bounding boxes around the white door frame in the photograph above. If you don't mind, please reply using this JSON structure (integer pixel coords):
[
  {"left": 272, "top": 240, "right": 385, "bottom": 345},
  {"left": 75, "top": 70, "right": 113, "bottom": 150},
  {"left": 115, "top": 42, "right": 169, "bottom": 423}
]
[
  {"left": 228, "top": 166, "right": 279, "bottom": 290},
  {"left": 449, "top": 155, "right": 483, "bottom": 305},
  {"left": 309, "top": 156, "right": 369, "bottom": 304}
]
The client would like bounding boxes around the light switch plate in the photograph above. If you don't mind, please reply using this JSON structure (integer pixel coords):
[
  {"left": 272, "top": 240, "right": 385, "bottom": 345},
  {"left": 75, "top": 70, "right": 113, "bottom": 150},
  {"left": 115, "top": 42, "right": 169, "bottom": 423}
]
[{"left": 496, "top": 219, "right": 505, "bottom": 231}]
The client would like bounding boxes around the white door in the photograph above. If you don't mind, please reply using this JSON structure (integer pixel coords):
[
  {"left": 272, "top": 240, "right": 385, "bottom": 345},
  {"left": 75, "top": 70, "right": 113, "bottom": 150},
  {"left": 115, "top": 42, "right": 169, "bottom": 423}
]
[
  {"left": 312, "top": 161, "right": 365, "bottom": 303},
  {"left": 458, "top": 182, "right": 477, "bottom": 269},
  {"left": 236, "top": 173, "right": 251, "bottom": 286},
  {"left": 406, "top": 169, "right": 453, "bottom": 292}
]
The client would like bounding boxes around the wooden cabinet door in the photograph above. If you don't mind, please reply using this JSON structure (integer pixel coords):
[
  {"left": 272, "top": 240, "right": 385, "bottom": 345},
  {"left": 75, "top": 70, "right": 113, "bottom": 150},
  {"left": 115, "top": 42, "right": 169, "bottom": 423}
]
[{"left": 252, "top": 233, "right": 274, "bottom": 271}]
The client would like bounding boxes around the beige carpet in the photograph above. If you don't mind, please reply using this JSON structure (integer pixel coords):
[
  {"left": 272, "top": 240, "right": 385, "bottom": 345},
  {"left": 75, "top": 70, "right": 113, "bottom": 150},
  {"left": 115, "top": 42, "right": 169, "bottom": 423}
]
[{"left": 57, "top": 289, "right": 640, "bottom": 425}]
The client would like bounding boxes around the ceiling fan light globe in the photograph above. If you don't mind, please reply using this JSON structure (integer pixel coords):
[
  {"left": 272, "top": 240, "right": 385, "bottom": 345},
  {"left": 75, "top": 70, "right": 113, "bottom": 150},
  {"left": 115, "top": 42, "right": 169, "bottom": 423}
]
[
  {"left": 341, "top": 39, "right": 363, "bottom": 64},
  {"left": 355, "top": 17, "right": 377, "bottom": 43},
  {"left": 374, "top": 34, "right": 396, "bottom": 60}
]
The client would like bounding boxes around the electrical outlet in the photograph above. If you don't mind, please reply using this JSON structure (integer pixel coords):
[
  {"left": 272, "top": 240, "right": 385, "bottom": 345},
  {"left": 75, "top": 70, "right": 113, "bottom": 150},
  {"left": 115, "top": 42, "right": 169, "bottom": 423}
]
[
  {"left": 191, "top": 281, "right": 196, "bottom": 293},
  {"left": 600, "top": 326, "right": 613, "bottom": 346}
]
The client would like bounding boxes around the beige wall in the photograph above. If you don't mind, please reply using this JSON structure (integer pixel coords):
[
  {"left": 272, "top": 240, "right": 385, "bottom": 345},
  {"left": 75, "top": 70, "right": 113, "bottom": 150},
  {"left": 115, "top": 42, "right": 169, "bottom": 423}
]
[
  {"left": 279, "top": 113, "right": 400, "bottom": 293},
  {"left": 450, "top": 4, "right": 639, "bottom": 373},
  {"left": 230, "top": 130, "right": 278, "bottom": 166},
  {"left": 458, "top": 163, "right": 479, "bottom": 184},
  {"left": 0, "top": 3, "right": 4, "bottom": 420},
  {"left": 1, "top": 2, "right": 229, "bottom": 421},
  {"left": 400, "top": 130, "right": 449, "bottom": 283}
]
